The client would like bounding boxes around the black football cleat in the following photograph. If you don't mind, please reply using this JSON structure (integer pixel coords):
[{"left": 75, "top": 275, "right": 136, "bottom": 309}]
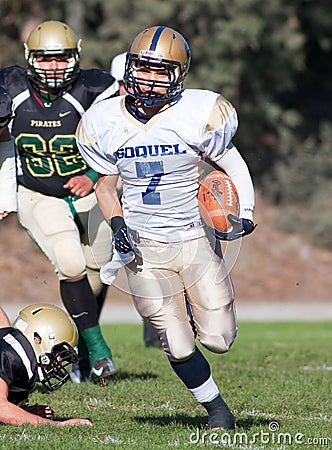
[{"left": 201, "top": 395, "right": 236, "bottom": 430}]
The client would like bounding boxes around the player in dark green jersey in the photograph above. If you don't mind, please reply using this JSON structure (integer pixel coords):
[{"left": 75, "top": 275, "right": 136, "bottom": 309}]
[{"left": 0, "top": 20, "right": 119, "bottom": 383}]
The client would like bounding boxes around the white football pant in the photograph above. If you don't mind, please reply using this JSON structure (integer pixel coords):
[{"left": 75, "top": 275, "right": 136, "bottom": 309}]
[
  {"left": 17, "top": 185, "right": 112, "bottom": 296},
  {"left": 125, "top": 234, "right": 237, "bottom": 361}
]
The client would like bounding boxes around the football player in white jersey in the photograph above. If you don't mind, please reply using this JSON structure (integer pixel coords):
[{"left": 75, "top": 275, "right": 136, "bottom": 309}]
[
  {"left": 76, "top": 26, "right": 255, "bottom": 430},
  {"left": 110, "top": 51, "right": 162, "bottom": 348},
  {"left": 0, "top": 86, "right": 16, "bottom": 220}
]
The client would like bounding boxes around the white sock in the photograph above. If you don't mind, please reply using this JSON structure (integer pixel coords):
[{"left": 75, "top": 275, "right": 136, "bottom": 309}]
[{"left": 189, "top": 374, "right": 219, "bottom": 403}]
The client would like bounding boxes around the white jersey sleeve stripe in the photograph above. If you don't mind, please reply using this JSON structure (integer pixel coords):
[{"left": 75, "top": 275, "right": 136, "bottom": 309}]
[
  {"left": 10, "top": 89, "right": 30, "bottom": 133},
  {"left": 63, "top": 92, "right": 85, "bottom": 116},
  {"left": 11, "top": 89, "right": 30, "bottom": 112},
  {"left": 3, "top": 333, "right": 34, "bottom": 380}
]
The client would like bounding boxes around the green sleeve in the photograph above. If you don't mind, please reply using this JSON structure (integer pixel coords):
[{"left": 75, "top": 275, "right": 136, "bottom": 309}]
[{"left": 85, "top": 169, "right": 98, "bottom": 184}]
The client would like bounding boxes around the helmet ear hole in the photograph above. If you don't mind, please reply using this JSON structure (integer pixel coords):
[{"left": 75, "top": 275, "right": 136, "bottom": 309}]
[{"left": 34, "top": 332, "right": 42, "bottom": 345}]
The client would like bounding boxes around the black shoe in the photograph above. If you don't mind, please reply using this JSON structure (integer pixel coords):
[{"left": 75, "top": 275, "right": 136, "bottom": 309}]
[
  {"left": 90, "top": 357, "right": 117, "bottom": 383},
  {"left": 201, "top": 395, "right": 236, "bottom": 430}
]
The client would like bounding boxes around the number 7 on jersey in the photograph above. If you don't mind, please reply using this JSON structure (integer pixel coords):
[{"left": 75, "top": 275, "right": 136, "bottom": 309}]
[{"left": 135, "top": 161, "right": 164, "bottom": 205}]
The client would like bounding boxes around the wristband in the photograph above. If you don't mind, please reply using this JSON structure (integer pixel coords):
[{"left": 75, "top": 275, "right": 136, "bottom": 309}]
[
  {"left": 109, "top": 216, "right": 125, "bottom": 234},
  {"left": 85, "top": 169, "right": 98, "bottom": 184}
]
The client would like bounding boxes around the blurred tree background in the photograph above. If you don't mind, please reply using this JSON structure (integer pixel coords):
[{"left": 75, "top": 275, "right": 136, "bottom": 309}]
[{"left": 1, "top": 0, "right": 332, "bottom": 247}]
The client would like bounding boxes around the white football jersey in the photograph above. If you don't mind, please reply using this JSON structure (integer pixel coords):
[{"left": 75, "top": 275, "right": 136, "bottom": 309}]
[{"left": 76, "top": 89, "right": 238, "bottom": 242}]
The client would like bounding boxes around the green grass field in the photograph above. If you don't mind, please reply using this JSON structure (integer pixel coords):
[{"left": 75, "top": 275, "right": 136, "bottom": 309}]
[{"left": 1, "top": 321, "right": 331, "bottom": 450}]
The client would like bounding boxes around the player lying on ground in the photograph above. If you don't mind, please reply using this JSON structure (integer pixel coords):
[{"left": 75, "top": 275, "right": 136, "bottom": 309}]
[{"left": 0, "top": 305, "right": 92, "bottom": 426}]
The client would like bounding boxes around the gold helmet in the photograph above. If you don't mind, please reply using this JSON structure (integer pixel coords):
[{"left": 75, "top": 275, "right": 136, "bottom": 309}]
[
  {"left": 24, "top": 20, "right": 81, "bottom": 91},
  {"left": 13, "top": 304, "right": 78, "bottom": 391},
  {"left": 123, "top": 26, "right": 191, "bottom": 106}
]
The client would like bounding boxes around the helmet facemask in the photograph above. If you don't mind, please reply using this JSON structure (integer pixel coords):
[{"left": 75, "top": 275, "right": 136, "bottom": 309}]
[
  {"left": 124, "top": 51, "right": 184, "bottom": 107},
  {"left": 37, "top": 340, "right": 78, "bottom": 392},
  {"left": 24, "top": 21, "right": 81, "bottom": 96},
  {"left": 26, "top": 48, "right": 80, "bottom": 92}
]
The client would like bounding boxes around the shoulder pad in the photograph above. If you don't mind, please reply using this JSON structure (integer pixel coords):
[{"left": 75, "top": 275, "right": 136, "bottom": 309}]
[
  {"left": 0, "top": 66, "right": 29, "bottom": 98},
  {"left": 79, "top": 69, "right": 116, "bottom": 92}
]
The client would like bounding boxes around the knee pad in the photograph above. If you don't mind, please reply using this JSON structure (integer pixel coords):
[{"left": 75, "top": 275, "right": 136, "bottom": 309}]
[
  {"left": 133, "top": 294, "right": 195, "bottom": 361},
  {"left": 53, "top": 238, "right": 86, "bottom": 279},
  {"left": 163, "top": 322, "right": 196, "bottom": 361},
  {"left": 196, "top": 301, "right": 238, "bottom": 354},
  {"left": 199, "top": 327, "right": 237, "bottom": 354}
]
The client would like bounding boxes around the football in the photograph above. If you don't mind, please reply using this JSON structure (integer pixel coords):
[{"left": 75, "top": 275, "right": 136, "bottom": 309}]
[{"left": 198, "top": 170, "right": 240, "bottom": 232}]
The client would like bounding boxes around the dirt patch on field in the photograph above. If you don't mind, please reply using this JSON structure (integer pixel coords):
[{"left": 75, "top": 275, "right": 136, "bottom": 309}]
[{"left": 0, "top": 193, "right": 331, "bottom": 309}]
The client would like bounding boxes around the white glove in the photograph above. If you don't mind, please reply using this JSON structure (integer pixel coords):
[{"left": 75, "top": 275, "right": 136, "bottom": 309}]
[{"left": 100, "top": 248, "right": 135, "bottom": 285}]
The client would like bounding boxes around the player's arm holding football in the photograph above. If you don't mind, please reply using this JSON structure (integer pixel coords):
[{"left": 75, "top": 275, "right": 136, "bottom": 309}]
[
  {"left": 213, "top": 142, "right": 256, "bottom": 240},
  {"left": 201, "top": 95, "right": 255, "bottom": 241}
]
